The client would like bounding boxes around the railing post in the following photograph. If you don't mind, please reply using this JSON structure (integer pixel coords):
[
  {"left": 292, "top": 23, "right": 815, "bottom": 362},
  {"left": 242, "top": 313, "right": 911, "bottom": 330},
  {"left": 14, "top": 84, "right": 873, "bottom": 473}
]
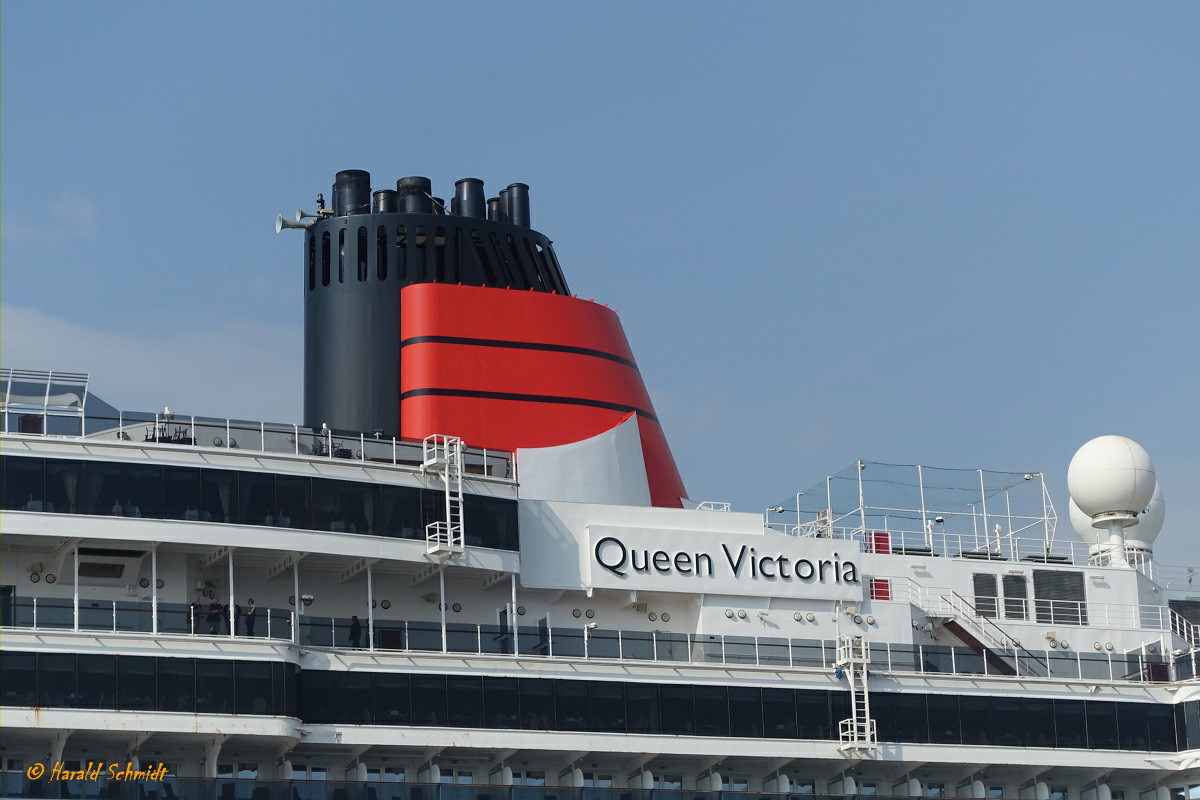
[
  {"left": 477, "top": 625, "right": 482, "bottom": 655},
  {"left": 652, "top": 631, "right": 658, "bottom": 662},
  {"left": 112, "top": 601, "right": 117, "bottom": 632},
  {"left": 720, "top": 635, "right": 726, "bottom": 665},
  {"left": 32, "top": 597, "right": 37, "bottom": 629},
  {"left": 754, "top": 636, "right": 760, "bottom": 666},
  {"left": 291, "top": 611, "right": 298, "bottom": 645}
]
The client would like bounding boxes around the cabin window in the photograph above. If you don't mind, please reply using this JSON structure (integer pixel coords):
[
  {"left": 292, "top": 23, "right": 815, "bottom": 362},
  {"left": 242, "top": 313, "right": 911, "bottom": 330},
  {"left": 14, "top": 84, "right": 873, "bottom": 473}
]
[
  {"left": 1033, "top": 569, "right": 1088, "bottom": 625},
  {"left": 1002, "top": 573, "right": 1028, "bottom": 620},
  {"left": 972, "top": 573, "right": 999, "bottom": 618}
]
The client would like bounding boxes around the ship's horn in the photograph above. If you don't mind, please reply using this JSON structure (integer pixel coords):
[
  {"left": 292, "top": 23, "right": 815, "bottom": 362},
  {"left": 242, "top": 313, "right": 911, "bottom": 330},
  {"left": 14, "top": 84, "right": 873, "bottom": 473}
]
[
  {"left": 296, "top": 208, "right": 322, "bottom": 221},
  {"left": 276, "top": 215, "right": 313, "bottom": 233}
]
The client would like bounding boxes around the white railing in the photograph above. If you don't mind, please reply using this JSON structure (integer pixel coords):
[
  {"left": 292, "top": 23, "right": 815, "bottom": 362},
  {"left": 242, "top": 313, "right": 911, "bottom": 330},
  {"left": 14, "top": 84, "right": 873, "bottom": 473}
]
[{"left": 6, "top": 409, "right": 514, "bottom": 481}]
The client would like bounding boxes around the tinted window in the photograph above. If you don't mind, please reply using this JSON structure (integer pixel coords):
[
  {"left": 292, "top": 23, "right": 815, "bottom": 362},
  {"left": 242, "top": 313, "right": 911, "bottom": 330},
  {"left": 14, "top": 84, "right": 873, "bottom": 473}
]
[
  {"left": 162, "top": 465, "right": 201, "bottom": 520},
  {"left": 554, "top": 680, "right": 589, "bottom": 731},
  {"left": 411, "top": 676, "right": 447, "bottom": 727},
  {"left": 519, "top": 678, "right": 554, "bottom": 730},
  {"left": 447, "top": 676, "right": 484, "bottom": 728},
  {"left": 728, "top": 686, "right": 763, "bottom": 738},
  {"left": 694, "top": 685, "right": 730, "bottom": 737},
  {"left": 39, "top": 654, "right": 77, "bottom": 708},
  {"left": 3, "top": 456, "right": 43, "bottom": 510},
  {"left": 78, "top": 654, "right": 117, "bottom": 709},
  {"left": 658, "top": 684, "right": 694, "bottom": 735},
  {"left": 118, "top": 655, "right": 156, "bottom": 711},
  {"left": 337, "top": 672, "right": 373, "bottom": 724},
  {"left": 237, "top": 661, "right": 273, "bottom": 715},
  {"left": 157, "top": 658, "right": 195, "bottom": 713},
  {"left": 482, "top": 676, "right": 519, "bottom": 729},
  {"left": 196, "top": 660, "right": 234, "bottom": 714},
  {"left": 373, "top": 673, "right": 410, "bottom": 726}
]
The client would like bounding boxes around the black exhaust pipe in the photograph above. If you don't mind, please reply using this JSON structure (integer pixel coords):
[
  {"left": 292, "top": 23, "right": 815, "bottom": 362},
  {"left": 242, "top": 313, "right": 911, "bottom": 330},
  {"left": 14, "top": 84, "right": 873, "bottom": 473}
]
[
  {"left": 396, "top": 176, "right": 433, "bottom": 213},
  {"left": 455, "top": 178, "right": 486, "bottom": 219},
  {"left": 333, "top": 170, "right": 371, "bottom": 216}
]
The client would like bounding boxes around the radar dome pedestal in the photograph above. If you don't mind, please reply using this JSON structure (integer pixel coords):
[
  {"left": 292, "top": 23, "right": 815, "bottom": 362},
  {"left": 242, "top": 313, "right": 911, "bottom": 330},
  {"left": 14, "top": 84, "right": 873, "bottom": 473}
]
[{"left": 1067, "top": 435, "right": 1157, "bottom": 568}]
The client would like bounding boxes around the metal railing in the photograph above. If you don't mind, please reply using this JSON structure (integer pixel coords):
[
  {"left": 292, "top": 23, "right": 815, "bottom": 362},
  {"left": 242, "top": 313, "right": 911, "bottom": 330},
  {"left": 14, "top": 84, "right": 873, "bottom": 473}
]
[
  {"left": 0, "top": 775, "right": 1019, "bottom": 800},
  {"left": 3, "top": 595, "right": 1179, "bottom": 685},
  {"left": 5, "top": 409, "right": 514, "bottom": 481},
  {"left": 5, "top": 597, "right": 295, "bottom": 642}
]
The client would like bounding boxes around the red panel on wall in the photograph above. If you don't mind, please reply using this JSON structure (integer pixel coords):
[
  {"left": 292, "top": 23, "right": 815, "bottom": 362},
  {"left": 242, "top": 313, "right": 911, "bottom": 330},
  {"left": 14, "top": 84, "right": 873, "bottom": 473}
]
[{"left": 399, "top": 284, "right": 687, "bottom": 507}]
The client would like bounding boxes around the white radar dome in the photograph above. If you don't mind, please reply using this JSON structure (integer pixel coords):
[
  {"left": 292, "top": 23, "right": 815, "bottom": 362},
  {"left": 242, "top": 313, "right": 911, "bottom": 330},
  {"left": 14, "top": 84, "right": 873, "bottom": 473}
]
[
  {"left": 1126, "top": 481, "right": 1165, "bottom": 549},
  {"left": 1068, "top": 498, "right": 1105, "bottom": 546},
  {"left": 1067, "top": 435, "right": 1156, "bottom": 519}
]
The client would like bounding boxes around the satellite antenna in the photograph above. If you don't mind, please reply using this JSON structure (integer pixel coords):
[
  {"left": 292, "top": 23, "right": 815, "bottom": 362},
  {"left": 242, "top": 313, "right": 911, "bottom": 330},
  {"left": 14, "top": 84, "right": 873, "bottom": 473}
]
[{"left": 1067, "top": 435, "right": 1156, "bottom": 568}]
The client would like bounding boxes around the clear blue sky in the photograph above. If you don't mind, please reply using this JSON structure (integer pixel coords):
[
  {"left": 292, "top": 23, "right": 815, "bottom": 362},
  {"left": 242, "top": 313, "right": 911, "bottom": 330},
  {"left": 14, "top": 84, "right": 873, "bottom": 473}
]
[{"left": 4, "top": 4, "right": 1198, "bottom": 562}]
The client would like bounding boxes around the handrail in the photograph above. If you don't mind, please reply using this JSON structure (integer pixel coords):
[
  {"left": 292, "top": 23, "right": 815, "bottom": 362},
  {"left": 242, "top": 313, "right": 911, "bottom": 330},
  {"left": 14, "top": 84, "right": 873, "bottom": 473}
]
[{"left": 5, "top": 594, "right": 1179, "bottom": 685}]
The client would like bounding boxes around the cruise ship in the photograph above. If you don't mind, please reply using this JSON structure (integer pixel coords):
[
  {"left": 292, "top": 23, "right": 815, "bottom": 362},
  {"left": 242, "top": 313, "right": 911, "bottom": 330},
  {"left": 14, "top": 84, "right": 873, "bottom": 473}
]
[{"left": 4, "top": 169, "right": 1200, "bottom": 800}]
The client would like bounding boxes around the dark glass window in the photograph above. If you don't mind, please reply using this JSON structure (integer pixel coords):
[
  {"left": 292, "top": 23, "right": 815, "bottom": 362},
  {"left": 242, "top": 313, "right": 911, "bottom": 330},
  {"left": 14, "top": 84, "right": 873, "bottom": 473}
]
[
  {"left": 78, "top": 654, "right": 117, "bottom": 709},
  {"left": 893, "top": 693, "right": 928, "bottom": 743},
  {"left": 85, "top": 461, "right": 123, "bottom": 515},
  {"left": 796, "top": 690, "right": 830, "bottom": 740},
  {"left": 300, "top": 670, "right": 337, "bottom": 723},
  {"left": 321, "top": 231, "right": 331, "bottom": 287},
  {"left": 118, "top": 655, "right": 156, "bottom": 711},
  {"left": 658, "top": 684, "right": 695, "bottom": 735},
  {"left": 236, "top": 661, "right": 273, "bottom": 715},
  {"left": 1118, "top": 702, "right": 1150, "bottom": 751},
  {"left": 1002, "top": 573, "right": 1028, "bottom": 620},
  {"left": 447, "top": 676, "right": 484, "bottom": 728},
  {"left": 520, "top": 678, "right": 554, "bottom": 730},
  {"left": 373, "top": 673, "right": 410, "bottom": 726},
  {"left": 196, "top": 660, "right": 234, "bottom": 714},
  {"left": 380, "top": 484, "right": 422, "bottom": 539},
  {"left": 38, "top": 654, "right": 78, "bottom": 708},
  {"left": 589, "top": 680, "right": 625, "bottom": 734},
  {"left": 624, "top": 682, "right": 659, "bottom": 735},
  {"left": 156, "top": 658, "right": 196, "bottom": 713},
  {"left": 694, "top": 685, "right": 730, "bottom": 737},
  {"left": 200, "top": 469, "right": 237, "bottom": 523},
  {"left": 762, "top": 687, "right": 797, "bottom": 738},
  {"left": 345, "top": 482, "right": 378, "bottom": 535},
  {"left": 124, "top": 463, "right": 162, "bottom": 518},
  {"left": 1, "top": 651, "right": 36, "bottom": 706},
  {"left": 275, "top": 475, "right": 311, "bottom": 529},
  {"left": 337, "top": 672, "right": 374, "bottom": 724},
  {"left": 1147, "top": 703, "right": 1177, "bottom": 752},
  {"left": 312, "top": 479, "right": 347, "bottom": 532},
  {"left": 358, "top": 226, "right": 368, "bottom": 281},
  {"left": 237, "top": 472, "right": 274, "bottom": 525},
  {"left": 376, "top": 225, "right": 388, "bottom": 280},
  {"left": 1023, "top": 697, "right": 1055, "bottom": 748},
  {"left": 554, "top": 680, "right": 589, "bottom": 731},
  {"left": 482, "top": 676, "right": 519, "bottom": 729},
  {"left": 162, "top": 465, "right": 201, "bottom": 520},
  {"left": 927, "top": 695, "right": 960, "bottom": 744},
  {"left": 273, "top": 662, "right": 292, "bottom": 718},
  {"left": 45, "top": 458, "right": 84, "bottom": 513},
  {"left": 463, "top": 494, "right": 519, "bottom": 550},
  {"left": 728, "top": 686, "right": 762, "bottom": 738},
  {"left": 3, "top": 456, "right": 43, "bottom": 510},
  {"left": 411, "top": 676, "right": 447, "bottom": 727},
  {"left": 1054, "top": 699, "right": 1087, "bottom": 748},
  {"left": 1086, "top": 700, "right": 1119, "bottom": 749}
]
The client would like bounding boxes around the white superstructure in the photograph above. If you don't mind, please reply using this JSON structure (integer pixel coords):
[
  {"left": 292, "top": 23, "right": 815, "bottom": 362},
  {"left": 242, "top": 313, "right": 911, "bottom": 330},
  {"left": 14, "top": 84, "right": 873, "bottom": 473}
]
[{"left": 4, "top": 370, "right": 1200, "bottom": 800}]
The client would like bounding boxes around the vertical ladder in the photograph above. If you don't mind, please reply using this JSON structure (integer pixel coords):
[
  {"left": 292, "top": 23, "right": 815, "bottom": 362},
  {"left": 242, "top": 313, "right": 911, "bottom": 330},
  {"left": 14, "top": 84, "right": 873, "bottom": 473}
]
[
  {"left": 836, "top": 635, "right": 878, "bottom": 752},
  {"left": 423, "top": 434, "right": 465, "bottom": 555}
]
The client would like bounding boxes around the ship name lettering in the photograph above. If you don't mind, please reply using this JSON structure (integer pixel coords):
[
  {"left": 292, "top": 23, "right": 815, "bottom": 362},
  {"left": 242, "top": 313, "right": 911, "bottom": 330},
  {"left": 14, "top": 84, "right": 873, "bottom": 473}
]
[{"left": 595, "top": 536, "right": 858, "bottom": 584}]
